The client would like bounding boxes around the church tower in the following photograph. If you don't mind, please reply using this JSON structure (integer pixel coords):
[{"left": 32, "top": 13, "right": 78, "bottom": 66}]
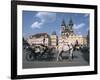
[
  {"left": 68, "top": 19, "right": 74, "bottom": 35},
  {"left": 61, "top": 18, "right": 74, "bottom": 37},
  {"left": 61, "top": 19, "right": 66, "bottom": 36}
]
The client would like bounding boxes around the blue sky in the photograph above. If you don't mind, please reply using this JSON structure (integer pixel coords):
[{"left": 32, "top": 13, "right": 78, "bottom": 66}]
[{"left": 22, "top": 11, "right": 89, "bottom": 38}]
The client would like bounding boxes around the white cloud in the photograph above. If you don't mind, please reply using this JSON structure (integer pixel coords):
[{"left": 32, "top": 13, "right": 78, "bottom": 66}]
[
  {"left": 31, "top": 12, "right": 56, "bottom": 29},
  {"left": 73, "top": 23, "right": 85, "bottom": 29},
  {"left": 31, "top": 21, "right": 42, "bottom": 29},
  {"left": 36, "top": 12, "right": 56, "bottom": 23}
]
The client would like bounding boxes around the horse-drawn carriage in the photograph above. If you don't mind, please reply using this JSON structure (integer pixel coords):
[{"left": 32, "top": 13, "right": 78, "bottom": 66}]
[
  {"left": 24, "top": 43, "right": 76, "bottom": 62},
  {"left": 24, "top": 44, "right": 56, "bottom": 61}
]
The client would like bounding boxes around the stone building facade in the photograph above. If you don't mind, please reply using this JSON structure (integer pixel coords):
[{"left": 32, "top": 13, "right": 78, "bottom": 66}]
[
  {"left": 27, "top": 33, "right": 50, "bottom": 46},
  {"left": 27, "top": 19, "right": 87, "bottom": 47},
  {"left": 59, "top": 19, "right": 87, "bottom": 47},
  {"left": 50, "top": 31, "right": 58, "bottom": 47}
]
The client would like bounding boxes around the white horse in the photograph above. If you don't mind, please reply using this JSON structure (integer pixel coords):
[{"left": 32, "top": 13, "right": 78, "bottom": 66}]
[{"left": 56, "top": 44, "right": 74, "bottom": 61}]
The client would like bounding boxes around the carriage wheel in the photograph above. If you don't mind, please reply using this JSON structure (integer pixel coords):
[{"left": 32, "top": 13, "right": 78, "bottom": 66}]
[{"left": 25, "top": 51, "right": 35, "bottom": 61}]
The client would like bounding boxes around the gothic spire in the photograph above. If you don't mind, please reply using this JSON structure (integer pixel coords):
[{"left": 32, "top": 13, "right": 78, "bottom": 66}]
[
  {"left": 69, "top": 18, "right": 73, "bottom": 26},
  {"left": 61, "top": 19, "right": 66, "bottom": 26}
]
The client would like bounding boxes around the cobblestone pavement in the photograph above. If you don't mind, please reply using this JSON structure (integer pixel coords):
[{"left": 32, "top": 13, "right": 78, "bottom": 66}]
[{"left": 23, "top": 50, "right": 89, "bottom": 69}]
